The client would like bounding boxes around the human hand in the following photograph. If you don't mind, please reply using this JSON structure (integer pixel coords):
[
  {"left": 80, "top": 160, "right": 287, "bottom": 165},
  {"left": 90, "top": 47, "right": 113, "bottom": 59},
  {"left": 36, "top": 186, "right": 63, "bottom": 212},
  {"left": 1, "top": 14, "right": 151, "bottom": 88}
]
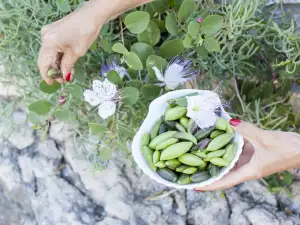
[
  {"left": 195, "top": 120, "right": 300, "bottom": 191},
  {"left": 38, "top": 2, "right": 107, "bottom": 84}
]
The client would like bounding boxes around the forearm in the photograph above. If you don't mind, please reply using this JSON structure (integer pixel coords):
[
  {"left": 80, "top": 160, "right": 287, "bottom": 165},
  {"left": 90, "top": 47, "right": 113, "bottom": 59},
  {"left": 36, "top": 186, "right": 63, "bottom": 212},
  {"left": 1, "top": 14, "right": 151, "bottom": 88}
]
[{"left": 86, "top": 0, "right": 153, "bottom": 29}]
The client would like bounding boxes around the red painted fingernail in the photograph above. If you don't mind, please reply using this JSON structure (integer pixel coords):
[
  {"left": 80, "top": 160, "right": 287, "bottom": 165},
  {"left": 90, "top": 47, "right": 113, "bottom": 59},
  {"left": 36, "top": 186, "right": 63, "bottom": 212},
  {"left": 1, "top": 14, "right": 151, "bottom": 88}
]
[
  {"left": 65, "top": 72, "right": 72, "bottom": 82},
  {"left": 194, "top": 189, "right": 202, "bottom": 192},
  {"left": 230, "top": 118, "right": 241, "bottom": 127}
]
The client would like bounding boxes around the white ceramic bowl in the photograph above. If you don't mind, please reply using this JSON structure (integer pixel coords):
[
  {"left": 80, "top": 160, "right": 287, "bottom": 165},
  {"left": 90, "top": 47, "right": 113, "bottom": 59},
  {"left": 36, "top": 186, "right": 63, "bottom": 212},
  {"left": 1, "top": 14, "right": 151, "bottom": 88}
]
[{"left": 131, "top": 89, "right": 244, "bottom": 189}]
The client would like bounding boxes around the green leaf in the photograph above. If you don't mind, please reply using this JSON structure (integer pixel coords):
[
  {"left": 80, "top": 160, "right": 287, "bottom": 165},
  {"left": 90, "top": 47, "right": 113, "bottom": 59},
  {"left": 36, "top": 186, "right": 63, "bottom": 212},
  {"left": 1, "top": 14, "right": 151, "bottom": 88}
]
[
  {"left": 160, "top": 39, "right": 184, "bottom": 59},
  {"left": 56, "top": 0, "right": 70, "bottom": 12},
  {"left": 74, "top": 68, "right": 86, "bottom": 84},
  {"left": 125, "top": 52, "right": 143, "bottom": 70},
  {"left": 126, "top": 80, "right": 142, "bottom": 90},
  {"left": 39, "top": 80, "right": 61, "bottom": 94},
  {"left": 188, "top": 20, "right": 200, "bottom": 38},
  {"left": 204, "top": 37, "right": 220, "bottom": 52},
  {"left": 90, "top": 40, "right": 98, "bottom": 51},
  {"left": 141, "top": 84, "right": 161, "bottom": 100},
  {"left": 131, "top": 42, "right": 155, "bottom": 66},
  {"left": 28, "top": 100, "right": 52, "bottom": 116},
  {"left": 196, "top": 45, "right": 208, "bottom": 59},
  {"left": 153, "top": 19, "right": 166, "bottom": 32},
  {"left": 183, "top": 34, "right": 193, "bottom": 48},
  {"left": 107, "top": 70, "right": 123, "bottom": 85},
  {"left": 145, "top": 3, "right": 155, "bottom": 17},
  {"left": 137, "top": 20, "right": 161, "bottom": 46},
  {"left": 281, "top": 172, "right": 293, "bottom": 185},
  {"left": 146, "top": 55, "right": 168, "bottom": 79},
  {"left": 178, "top": 0, "right": 196, "bottom": 22},
  {"left": 100, "top": 24, "right": 109, "bottom": 35},
  {"left": 88, "top": 123, "right": 107, "bottom": 135},
  {"left": 165, "top": 12, "right": 178, "bottom": 35},
  {"left": 100, "top": 39, "right": 112, "bottom": 53},
  {"left": 55, "top": 109, "right": 73, "bottom": 122},
  {"left": 151, "top": 0, "right": 168, "bottom": 13},
  {"left": 117, "top": 124, "right": 134, "bottom": 138},
  {"left": 124, "top": 11, "right": 150, "bottom": 34},
  {"left": 112, "top": 43, "right": 129, "bottom": 55},
  {"left": 200, "top": 15, "right": 223, "bottom": 36},
  {"left": 66, "top": 84, "right": 83, "bottom": 99},
  {"left": 120, "top": 87, "right": 139, "bottom": 105},
  {"left": 100, "top": 147, "right": 113, "bottom": 161},
  {"left": 174, "top": 0, "right": 184, "bottom": 10},
  {"left": 28, "top": 111, "right": 40, "bottom": 125}
]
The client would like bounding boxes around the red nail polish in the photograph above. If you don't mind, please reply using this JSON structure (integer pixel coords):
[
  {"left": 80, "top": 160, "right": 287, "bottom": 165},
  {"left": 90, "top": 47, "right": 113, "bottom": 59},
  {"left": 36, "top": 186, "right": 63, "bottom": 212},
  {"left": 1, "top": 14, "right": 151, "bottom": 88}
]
[
  {"left": 65, "top": 72, "right": 72, "bottom": 82},
  {"left": 230, "top": 118, "right": 241, "bottom": 127},
  {"left": 194, "top": 189, "right": 202, "bottom": 192}
]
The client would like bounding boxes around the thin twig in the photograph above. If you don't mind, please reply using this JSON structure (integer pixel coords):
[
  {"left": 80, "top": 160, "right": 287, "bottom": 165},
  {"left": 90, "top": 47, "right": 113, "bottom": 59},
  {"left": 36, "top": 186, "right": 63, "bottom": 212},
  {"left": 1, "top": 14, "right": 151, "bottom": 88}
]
[
  {"left": 233, "top": 76, "right": 245, "bottom": 113},
  {"left": 119, "top": 16, "right": 124, "bottom": 45}
]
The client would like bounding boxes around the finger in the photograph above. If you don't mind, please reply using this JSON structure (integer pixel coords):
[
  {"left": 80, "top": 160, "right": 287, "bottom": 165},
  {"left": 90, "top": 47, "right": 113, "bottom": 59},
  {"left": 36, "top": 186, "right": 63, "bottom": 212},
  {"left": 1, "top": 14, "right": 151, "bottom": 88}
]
[
  {"left": 230, "top": 120, "right": 264, "bottom": 145},
  {"left": 195, "top": 139, "right": 256, "bottom": 192},
  {"left": 196, "top": 162, "right": 257, "bottom": 191},
  {"left": 60, "top": 51, "right": 78, "bottom": 81},
  {"left": 38, "top": 47, "right": 55, "bottom": 85}
]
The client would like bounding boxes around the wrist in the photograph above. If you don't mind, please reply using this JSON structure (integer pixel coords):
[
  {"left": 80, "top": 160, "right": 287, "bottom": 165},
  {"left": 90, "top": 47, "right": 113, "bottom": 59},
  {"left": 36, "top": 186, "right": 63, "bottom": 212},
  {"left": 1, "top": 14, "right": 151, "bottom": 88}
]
[
  {"left": 89, "top": 0, "right": 153, "bottom": 23},
  {"left": 265, "top": 131, "right": 300, "bottom": 174}
]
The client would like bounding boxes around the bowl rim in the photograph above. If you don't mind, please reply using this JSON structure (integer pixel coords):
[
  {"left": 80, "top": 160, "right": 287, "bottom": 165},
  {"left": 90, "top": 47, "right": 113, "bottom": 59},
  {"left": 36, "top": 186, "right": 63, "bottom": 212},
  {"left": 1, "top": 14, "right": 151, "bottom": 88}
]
[{"left": 131, "top": 89, "right": 244, "bottom": 189}]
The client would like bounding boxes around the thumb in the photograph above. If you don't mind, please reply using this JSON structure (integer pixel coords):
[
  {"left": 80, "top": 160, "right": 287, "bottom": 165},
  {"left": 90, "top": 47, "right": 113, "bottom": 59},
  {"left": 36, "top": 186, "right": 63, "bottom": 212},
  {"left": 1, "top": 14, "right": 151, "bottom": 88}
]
[
  {"left": 60, "top": 52, "right": 78, "bottom": 82},
  {"left": 230, "top": 119, "right": 263, "bottom": 144}
]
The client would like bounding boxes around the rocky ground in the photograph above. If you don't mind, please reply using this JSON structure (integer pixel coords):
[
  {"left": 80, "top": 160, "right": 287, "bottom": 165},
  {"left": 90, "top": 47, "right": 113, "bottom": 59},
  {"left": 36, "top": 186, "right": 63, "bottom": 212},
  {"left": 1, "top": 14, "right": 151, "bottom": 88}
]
[
  {"left": 1, "top": 2, "right": 300, "bottom": 224},
  {"left": 0, "top": 109, "right": 300, "bottom": 225}
]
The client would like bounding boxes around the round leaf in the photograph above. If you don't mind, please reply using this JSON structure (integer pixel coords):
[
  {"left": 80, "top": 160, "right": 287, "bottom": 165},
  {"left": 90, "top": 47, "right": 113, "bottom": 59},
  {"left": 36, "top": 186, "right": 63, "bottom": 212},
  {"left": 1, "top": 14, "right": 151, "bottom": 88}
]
[
  {"left": 55, "top": 109, "right": 73, "bottom": 122},
  {"left": 112, "top": 43, "right": 128, "bottom": 55},
  {"left": 107, "top": 70, "right": 123, "bottom": 85},
  {"left": 55, "top": 0, "right": 70, "bottom": 12},
  {"left": 100, "top": 147, "right": 113, "bottom": 161},
  {"left": 178, "top": 0, "right": 196, "bottom": 22},
  {"left": 165, "top": 12, "right": 178, "bottom": 35},
  {"left": 196, "top": 45, "right": 208, "bottom": 59},
  {"left": 200, "top": 15, "right": 224, "bottom": 36},
  {"left": 90, "top": 40, "right": 98, "bottom": 51},
  {"left": 66, "top": 84, "right": 83, "bottom": 99},
  {"left": 183, "top": 34, "right": 193, "bottom": 48},
  {"left": 160, "top": 39, "right": 184, "bottom": 59},
  {"left": 28, "top": 111, "right": 40, "bottom": 125},
  {"left": 88, "top": 123, "right": 107, "bottom": 135},
  {"left": 137, "top": 20, "right": 161, "bottom": 46},
  {"left": 141, "top": 84, "right": 161, "bottom": 100},
  {"left": 100, "top": 39, "right": 112, "bottom": 53},
  {"left": 124, "top": 11, "right": 150, "bottom": 34},
  {"left": 74, "top": 68, "right": 86, "bottom": 84},
  {"left": 151, "top": 0, "right": 168, "bottom": 13},
  {"left": 28, "top": 100, "right": 52, "bottom": 116},
  {"left": 130, "top": 42, "right": 155, "bottom": 66},
  {"left": 120, "top": 87, "right": 139, "bottom": 105},
  {"left": 188, "top": 21, "right": 200, "bottom": 38},
  {"left": 39, "top": 80, "right": 61, "bottom": 94},
  {"left": 126, "top": 80, "right": 142, "bottom": 90},
  {"left": 146, "top": 55, "right": 168, "bottom": 79},
  {"left": 117, "top": 124, "right": 134, "bottom": 138},
  {"left": 125, "top": 52, "right": 143, "bottom": 70},
  {"left": 204, "top": 37, "right": 220, "bottom": 52}
]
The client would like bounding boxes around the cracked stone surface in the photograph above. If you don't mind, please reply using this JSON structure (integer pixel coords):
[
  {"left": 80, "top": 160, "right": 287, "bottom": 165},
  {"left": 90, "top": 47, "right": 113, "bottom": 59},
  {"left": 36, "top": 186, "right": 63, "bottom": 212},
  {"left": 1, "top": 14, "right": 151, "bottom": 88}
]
[{"left": 0, "top": 110, "right": 300, "bottom": 225}]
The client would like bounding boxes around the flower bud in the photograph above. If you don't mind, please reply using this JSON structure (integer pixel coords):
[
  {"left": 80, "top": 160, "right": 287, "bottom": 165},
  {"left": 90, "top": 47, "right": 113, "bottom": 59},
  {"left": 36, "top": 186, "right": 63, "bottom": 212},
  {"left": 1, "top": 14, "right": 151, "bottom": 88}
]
[
  {"left": 59, "top": 96, "right": 66, "bottom": 105},
  {"left": 197, "top": 17, "right": 203, "bottom": 23}
]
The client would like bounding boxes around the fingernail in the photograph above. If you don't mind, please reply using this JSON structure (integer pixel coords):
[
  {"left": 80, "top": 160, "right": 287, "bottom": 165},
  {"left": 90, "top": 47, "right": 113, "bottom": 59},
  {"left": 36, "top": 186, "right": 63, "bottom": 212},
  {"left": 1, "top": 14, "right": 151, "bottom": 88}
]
[
  {"left": 65, "top": 72, "right": 72, "bottom": 82},
  {"left": 194, "top": 189, "right": 203, "bottom": 192},
  {"left": 230, "top": 118, "right": 241, "bottom": 127}
]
